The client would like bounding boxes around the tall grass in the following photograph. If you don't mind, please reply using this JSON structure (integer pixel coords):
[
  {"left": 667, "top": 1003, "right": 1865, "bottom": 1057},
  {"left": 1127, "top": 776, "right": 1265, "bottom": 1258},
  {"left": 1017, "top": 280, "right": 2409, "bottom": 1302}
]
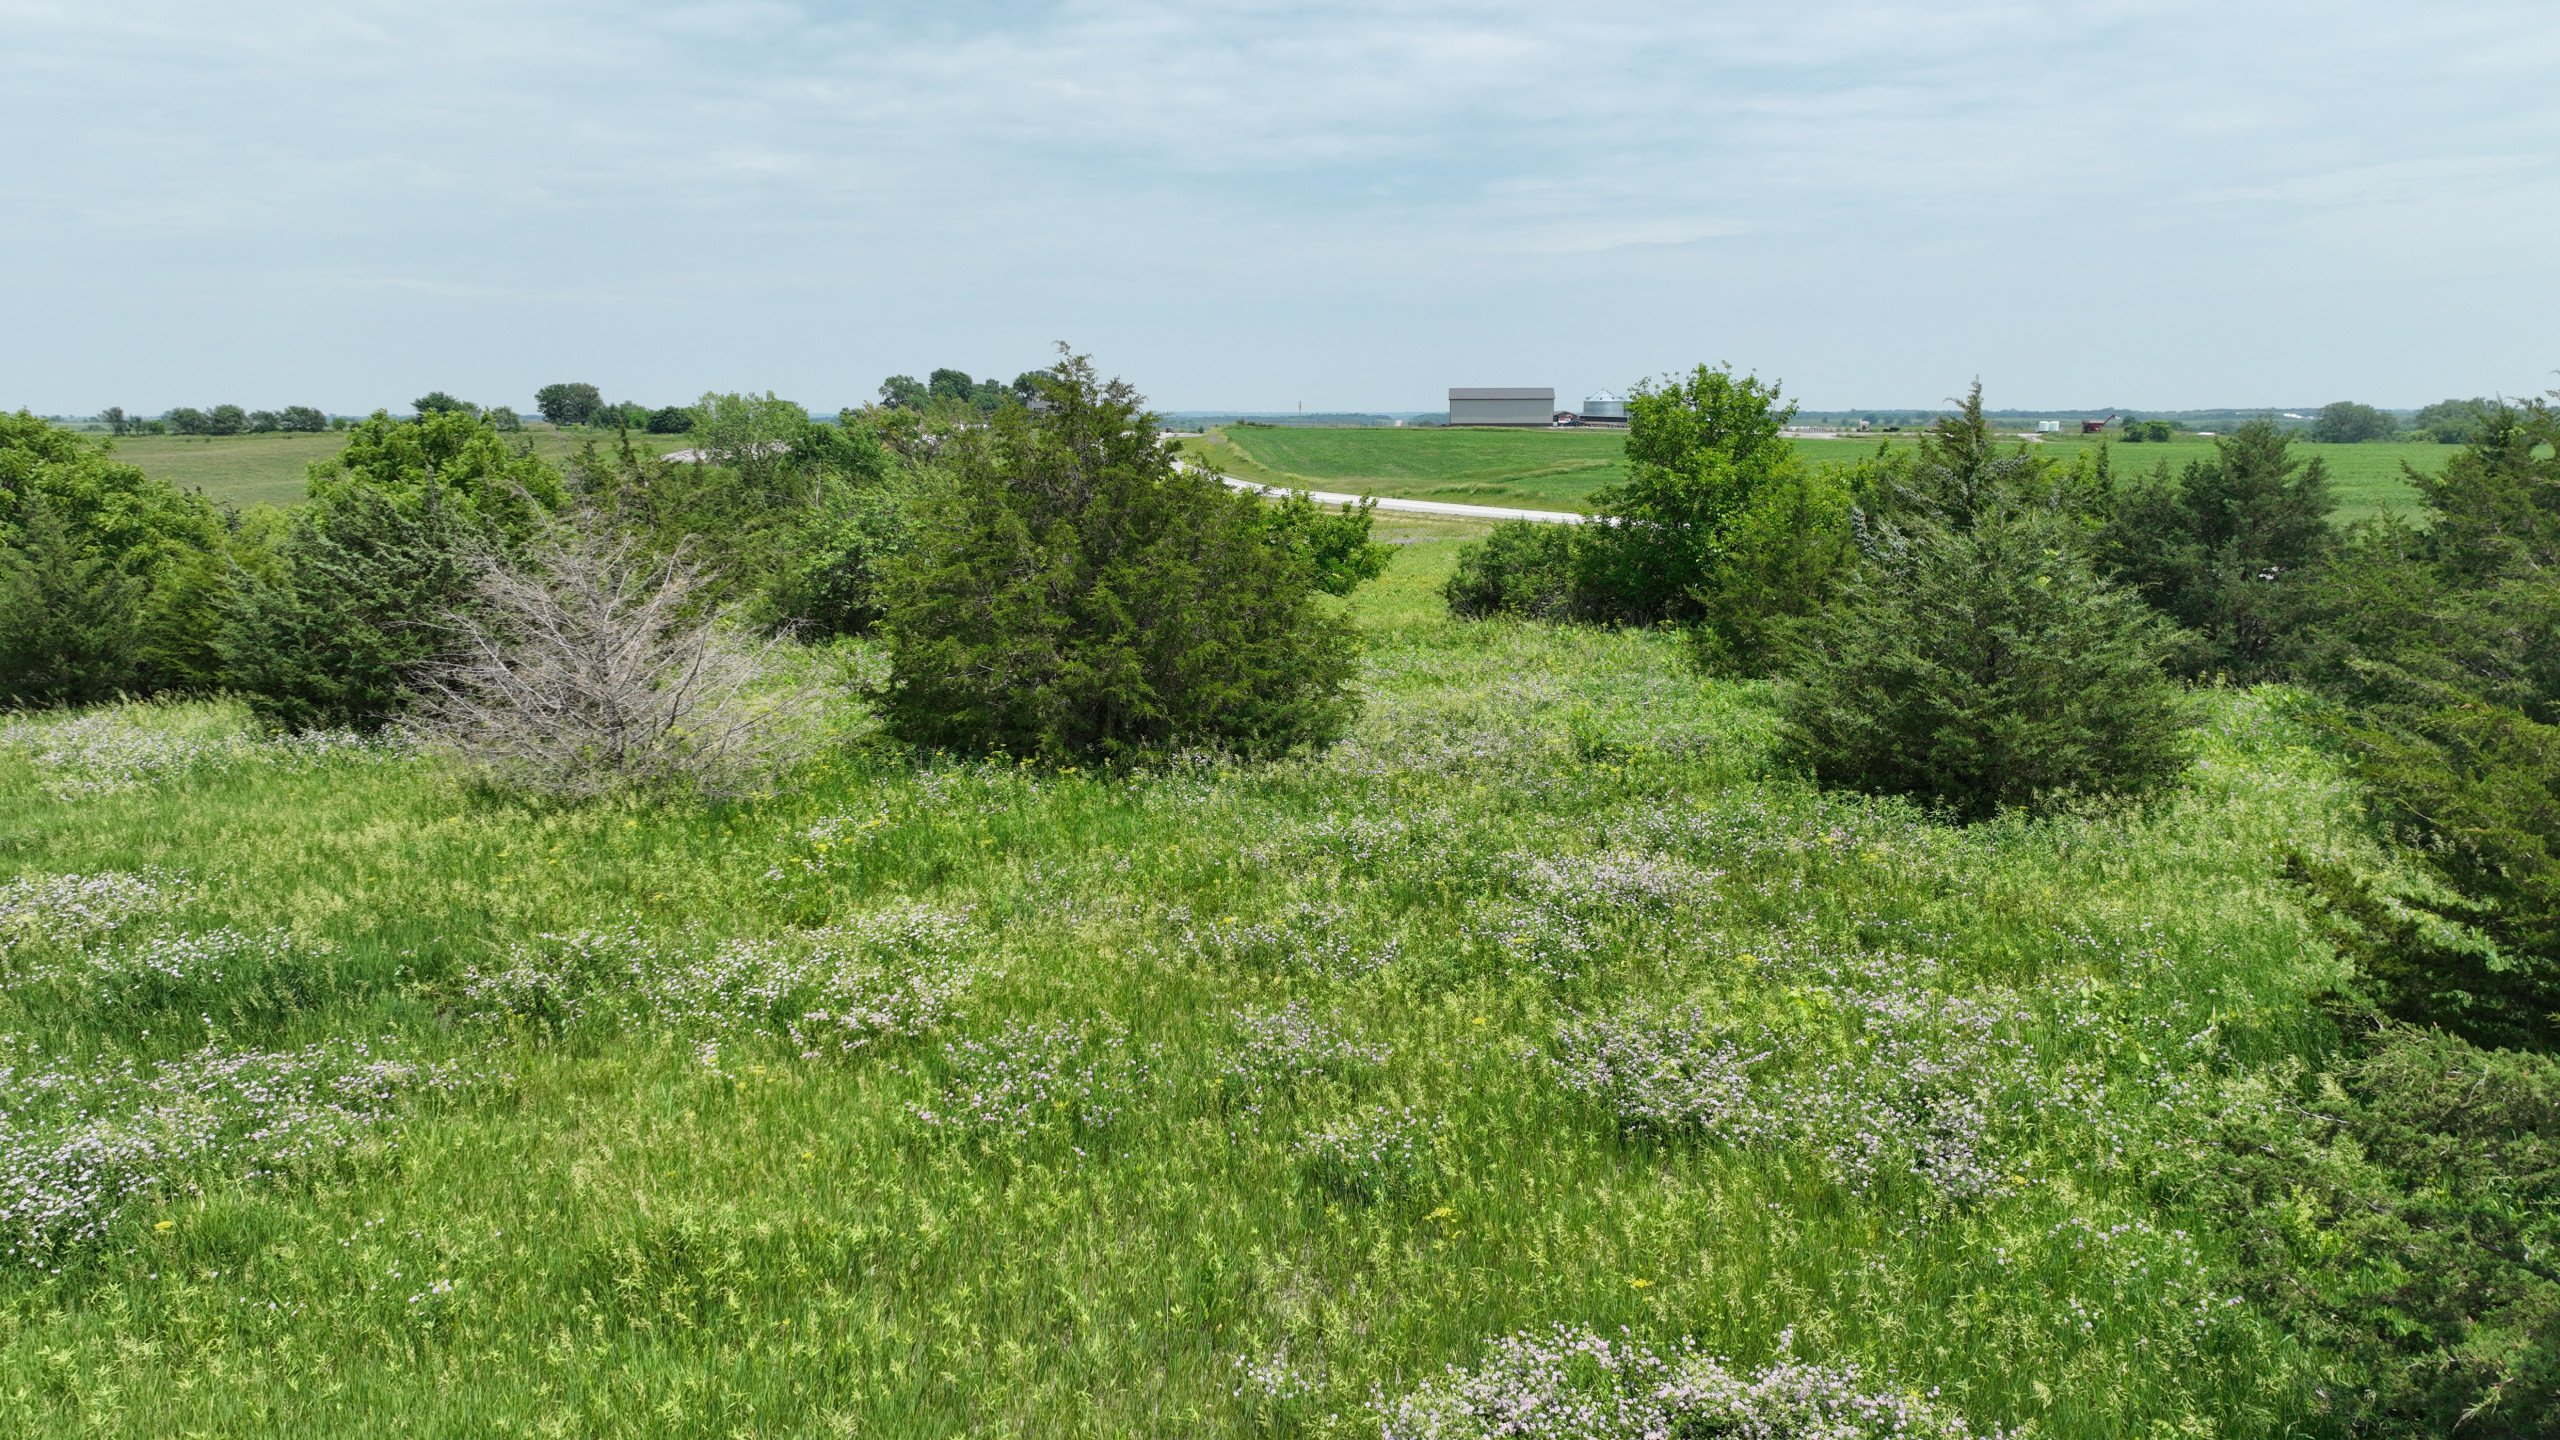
[{"left": 0, "top": 539, "right": 2379, "bottom": 1436}]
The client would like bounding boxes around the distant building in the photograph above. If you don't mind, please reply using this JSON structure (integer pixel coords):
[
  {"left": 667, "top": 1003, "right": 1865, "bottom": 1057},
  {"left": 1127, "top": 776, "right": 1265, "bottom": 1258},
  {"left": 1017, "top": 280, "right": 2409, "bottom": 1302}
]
[
  {"left": 2035, "top": 420, "right": 2062, "bottom": 433},
  {"left": 1581, "top": 392, "right": 1628, "bottom": 421},
  {"left": 1449, "top": 387, "right": 1556, "bottom": 426}
]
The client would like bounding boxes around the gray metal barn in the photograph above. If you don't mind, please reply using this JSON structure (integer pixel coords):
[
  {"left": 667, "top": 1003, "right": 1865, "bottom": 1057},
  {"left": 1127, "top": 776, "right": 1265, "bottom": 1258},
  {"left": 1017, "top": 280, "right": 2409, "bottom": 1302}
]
[{"left": 1448, "top": 387, "right": 1555, "bottom": 426}]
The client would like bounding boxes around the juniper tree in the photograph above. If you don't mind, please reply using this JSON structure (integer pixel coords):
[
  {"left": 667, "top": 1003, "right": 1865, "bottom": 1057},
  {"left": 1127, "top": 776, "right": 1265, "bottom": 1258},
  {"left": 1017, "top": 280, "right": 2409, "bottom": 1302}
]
[{"left": 878, "top": 351, "right": 1357, "bottom": 761}]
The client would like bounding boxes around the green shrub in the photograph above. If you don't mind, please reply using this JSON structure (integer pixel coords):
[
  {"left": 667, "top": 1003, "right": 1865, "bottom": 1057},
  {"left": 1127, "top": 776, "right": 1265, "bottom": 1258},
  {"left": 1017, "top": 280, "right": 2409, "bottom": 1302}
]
[
  {"left": 0, "top": 412, "right": 227, "bottom": 702},
  {"left": 1856, "top": 384, "right": 2115, "bottom": 535},
  {"left": 1265, "top": 489, "right": 1390, "bottom": 597},
  {"left": 2414, "top": 396, "right": 2495, "bottom": 445},
  {"left": 573, "top": 414, "right": 898, "bottom": 629},
  {"left": 308, "top": 409, "right": 564, "bottom": 544},
  {"left": 758, "top": 486, "right": 909, "bottom": 639},
  {"left": 877, "top": 353, "right": 1358, "bottom": 762},
  {"left": 1441, "top": 366, "right": 1853, "bottom": 666},
  {"left": 1443, "top": 520, "right": 1581, "bottom": 620},
  {"left": 1778, "top": 509, "right": 2194, "bottom": 820}
]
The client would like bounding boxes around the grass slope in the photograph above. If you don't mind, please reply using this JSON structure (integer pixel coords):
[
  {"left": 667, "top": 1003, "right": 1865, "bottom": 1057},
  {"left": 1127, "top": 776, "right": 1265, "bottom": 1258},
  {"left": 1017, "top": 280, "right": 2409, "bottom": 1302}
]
[
  {"left": 0, "top": 542, "right": 2376, "bottom": 1437},
  {"left": 104, "top": 429, "right": 699, "bottom": 511},
  {"left": 1200, "top": 425, "right": 2440, "bottom": 522}
]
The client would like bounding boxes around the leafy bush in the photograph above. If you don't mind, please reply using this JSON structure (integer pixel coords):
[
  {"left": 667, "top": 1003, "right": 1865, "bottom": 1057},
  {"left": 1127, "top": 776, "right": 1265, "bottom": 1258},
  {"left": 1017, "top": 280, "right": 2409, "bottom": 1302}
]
[
  {"left": 410, "top": 513, "right": 817, "bottom": 800},
  {"left": 1442, "top": 519, "right": 1581, "bottom": 620},
  {"left": 757, "top": 485, "right": 909, "bottom": 639},
  {"left": 2413, "top": 396, "right": 2495, "bottom": 445},
  {"left": 877, "top": 352, "right": 1358, "bottom": 762},
  {"left": 308, "top": 409, "right": 564, "bottom": 542},
  {"left": 575, "top": 412, "right": 896, "bottom": 630},
  {"left": 1778, "top": 509, "right": 2193, "bottom": 820},
  {"left": 2099, "top": 419, "right": 2336, "bottom": 679},
  {"left": 1441, "top": 366, "right": 1853, "bottom": 667},
  {"left": 218, "top": 410, "right": 572, "bottom": 731},
  {"left": 0, "top": 413, "right": 228, "bottom": 704},
  {"left": 1265, "top": 489, "right": 1390, "bottom": 596}
]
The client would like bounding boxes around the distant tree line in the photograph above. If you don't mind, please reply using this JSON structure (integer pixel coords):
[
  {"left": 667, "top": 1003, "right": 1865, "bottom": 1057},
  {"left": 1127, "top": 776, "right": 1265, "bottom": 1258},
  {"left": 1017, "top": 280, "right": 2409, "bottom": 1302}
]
[
  {"left": 875, "top": 367, "right": 1044, "bottom": 416},
  {"left": 103, "top": 404, "right": 337, "bottom": 436}
]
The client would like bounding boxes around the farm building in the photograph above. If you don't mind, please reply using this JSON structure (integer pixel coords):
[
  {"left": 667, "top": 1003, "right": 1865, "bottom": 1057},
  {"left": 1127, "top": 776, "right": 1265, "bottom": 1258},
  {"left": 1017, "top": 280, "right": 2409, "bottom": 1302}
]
[
  {"left": 1581, "top": 392, "right": 1628, "bottom": 421},
  {"left": 1448, "top": 387, "right": 1556, "bottom": 426}
]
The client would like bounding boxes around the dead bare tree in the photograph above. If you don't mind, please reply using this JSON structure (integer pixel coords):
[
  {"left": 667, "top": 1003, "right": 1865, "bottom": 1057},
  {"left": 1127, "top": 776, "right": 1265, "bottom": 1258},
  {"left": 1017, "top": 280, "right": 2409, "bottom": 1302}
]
[{"left": 411, "top": 513, "right": 817, "bottom": 799}]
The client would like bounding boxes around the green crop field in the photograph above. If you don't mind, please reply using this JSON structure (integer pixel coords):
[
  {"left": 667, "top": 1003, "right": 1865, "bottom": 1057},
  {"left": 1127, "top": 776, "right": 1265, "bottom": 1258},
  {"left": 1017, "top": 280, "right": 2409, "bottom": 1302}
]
[
  {"left": 0, "top": 536, "right": 2380, "bottom": 1437},
  {"left": 1188, "top": 426, "right": 1631, "bottom": 512},
  {"left": 103, "top": 428, "right": 700, "bottom": 511},
  {"left": 1195, "top": 424, "right": 2445, "bottom": 523}
]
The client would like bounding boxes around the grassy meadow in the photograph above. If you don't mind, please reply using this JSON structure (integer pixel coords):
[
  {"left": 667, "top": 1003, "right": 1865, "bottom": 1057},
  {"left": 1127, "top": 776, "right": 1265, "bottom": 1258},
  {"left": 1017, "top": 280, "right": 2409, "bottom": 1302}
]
[
  {"left": 1193, "top": 424, "right": 2442, "bottom": 522},
  {"left": 102, "top": 428, "right": 700, "bottom": 511},
  {"left": 0, "top": 533, "right": 2387, "bottom": 1437}
]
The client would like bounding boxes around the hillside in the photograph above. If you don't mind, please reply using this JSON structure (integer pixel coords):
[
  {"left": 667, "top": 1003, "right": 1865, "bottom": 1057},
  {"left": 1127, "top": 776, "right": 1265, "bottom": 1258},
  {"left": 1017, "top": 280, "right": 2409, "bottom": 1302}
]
[{"left": 0, "top": 536, "right": 2376, "bottom": 1437}]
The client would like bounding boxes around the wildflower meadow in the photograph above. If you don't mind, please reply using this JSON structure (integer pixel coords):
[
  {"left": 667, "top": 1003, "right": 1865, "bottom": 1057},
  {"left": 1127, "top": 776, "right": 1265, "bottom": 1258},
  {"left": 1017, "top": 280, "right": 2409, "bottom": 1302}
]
[{"left": 0, "top": 538, "right": 2385, "bottom": 1436}]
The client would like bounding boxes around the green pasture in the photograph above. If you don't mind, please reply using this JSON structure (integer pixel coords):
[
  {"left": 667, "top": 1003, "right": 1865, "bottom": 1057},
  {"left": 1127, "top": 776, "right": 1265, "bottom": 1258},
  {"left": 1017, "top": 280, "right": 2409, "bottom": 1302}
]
[
  {"left": 0, "top": 537, "right": 2377, "bottom": 1436},
  {"left": 1193, "top": 424, "right": 2442, "bottom": 523},
  {"left": 103, "top": 428, "right": 699, "bottom": 511}
]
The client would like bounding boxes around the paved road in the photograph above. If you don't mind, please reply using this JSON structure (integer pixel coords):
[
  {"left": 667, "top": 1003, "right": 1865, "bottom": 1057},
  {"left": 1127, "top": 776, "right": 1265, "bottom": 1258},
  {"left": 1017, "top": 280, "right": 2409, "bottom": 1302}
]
[
  {"left": 662, "top": 446, "right": 1593, "bottom": 526},
  {"left": 1188, "top": 464, "right": 1592, "bottom": 525}
]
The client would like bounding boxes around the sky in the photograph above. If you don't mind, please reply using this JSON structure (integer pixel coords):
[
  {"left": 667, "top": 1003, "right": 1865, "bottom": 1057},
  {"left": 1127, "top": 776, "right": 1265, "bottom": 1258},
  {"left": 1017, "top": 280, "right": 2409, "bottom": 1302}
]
[{"left": 6, "top": 1, "right": 2558, "bottom": 416}]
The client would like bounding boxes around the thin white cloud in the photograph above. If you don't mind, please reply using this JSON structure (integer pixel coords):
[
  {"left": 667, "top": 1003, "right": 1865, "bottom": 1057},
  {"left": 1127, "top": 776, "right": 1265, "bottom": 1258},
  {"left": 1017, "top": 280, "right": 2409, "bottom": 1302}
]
[{"left": 3, "top": 0, "right": 2557, "bottom": 409}]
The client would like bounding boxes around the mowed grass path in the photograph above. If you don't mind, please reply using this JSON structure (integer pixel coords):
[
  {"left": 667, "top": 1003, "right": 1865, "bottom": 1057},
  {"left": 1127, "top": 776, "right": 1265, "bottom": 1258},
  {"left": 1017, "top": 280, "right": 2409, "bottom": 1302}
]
[
  {"left": 1199, "top": 425, "right": 2441, "bottom": 521},
  {"left": 0, "top": 538, "right": 2374, "bottom": 1437},
  {"left": 103, "top": 428, "right": 699, "bottom": 510}
]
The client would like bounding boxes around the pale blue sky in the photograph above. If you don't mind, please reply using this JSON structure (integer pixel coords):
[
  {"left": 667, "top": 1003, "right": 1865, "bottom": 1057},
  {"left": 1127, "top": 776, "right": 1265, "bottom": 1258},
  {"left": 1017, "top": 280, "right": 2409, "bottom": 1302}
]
[{"left": 6, "top": 1, "right": 2556, "bottom": 415}]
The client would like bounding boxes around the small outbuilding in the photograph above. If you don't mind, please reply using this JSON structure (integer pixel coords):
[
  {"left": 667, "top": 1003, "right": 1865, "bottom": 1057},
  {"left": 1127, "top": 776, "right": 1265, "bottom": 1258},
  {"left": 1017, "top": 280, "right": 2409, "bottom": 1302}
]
[{"left": 1449, "top": 387, "right": 1557, "bottom": 426}]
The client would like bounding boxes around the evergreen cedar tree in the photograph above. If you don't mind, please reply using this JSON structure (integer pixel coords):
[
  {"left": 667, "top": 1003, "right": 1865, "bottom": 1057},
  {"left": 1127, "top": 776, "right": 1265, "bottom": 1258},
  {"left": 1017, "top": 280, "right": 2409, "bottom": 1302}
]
[
  {"left": 220, "top": 409, "right": 569, "bottom": 730},
  {"left": 1779, "top": 387, "right": 2193, "bottom": 820},
  {"left": 877, "top": 354, "right": 1358, "bottom": 762},
  {"left": 2286, "top": 396, "right": 2560, "bottom": 1052},
  {"left": 2097, "top": 419, "right": 2336, "bottom": 681},
  {"left": 2177, "top": 1027, "right": 2560, "bottom": 1437},
  {"left": 0, "top": 498, "right": 147, "bottom": 706},
  {"left": 1777, "top": 507, "right": 2192, "bottom": 821}
]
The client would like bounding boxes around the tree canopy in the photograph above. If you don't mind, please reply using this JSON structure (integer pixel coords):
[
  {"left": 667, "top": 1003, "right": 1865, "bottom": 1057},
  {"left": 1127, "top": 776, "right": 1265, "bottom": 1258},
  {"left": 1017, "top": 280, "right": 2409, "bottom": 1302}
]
[
  {"left": 2310, "top": 400, "right": 2397, "bottom": 443},
  {"left": 534, "top": 382, "right": 606, "bottom": 426}
]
